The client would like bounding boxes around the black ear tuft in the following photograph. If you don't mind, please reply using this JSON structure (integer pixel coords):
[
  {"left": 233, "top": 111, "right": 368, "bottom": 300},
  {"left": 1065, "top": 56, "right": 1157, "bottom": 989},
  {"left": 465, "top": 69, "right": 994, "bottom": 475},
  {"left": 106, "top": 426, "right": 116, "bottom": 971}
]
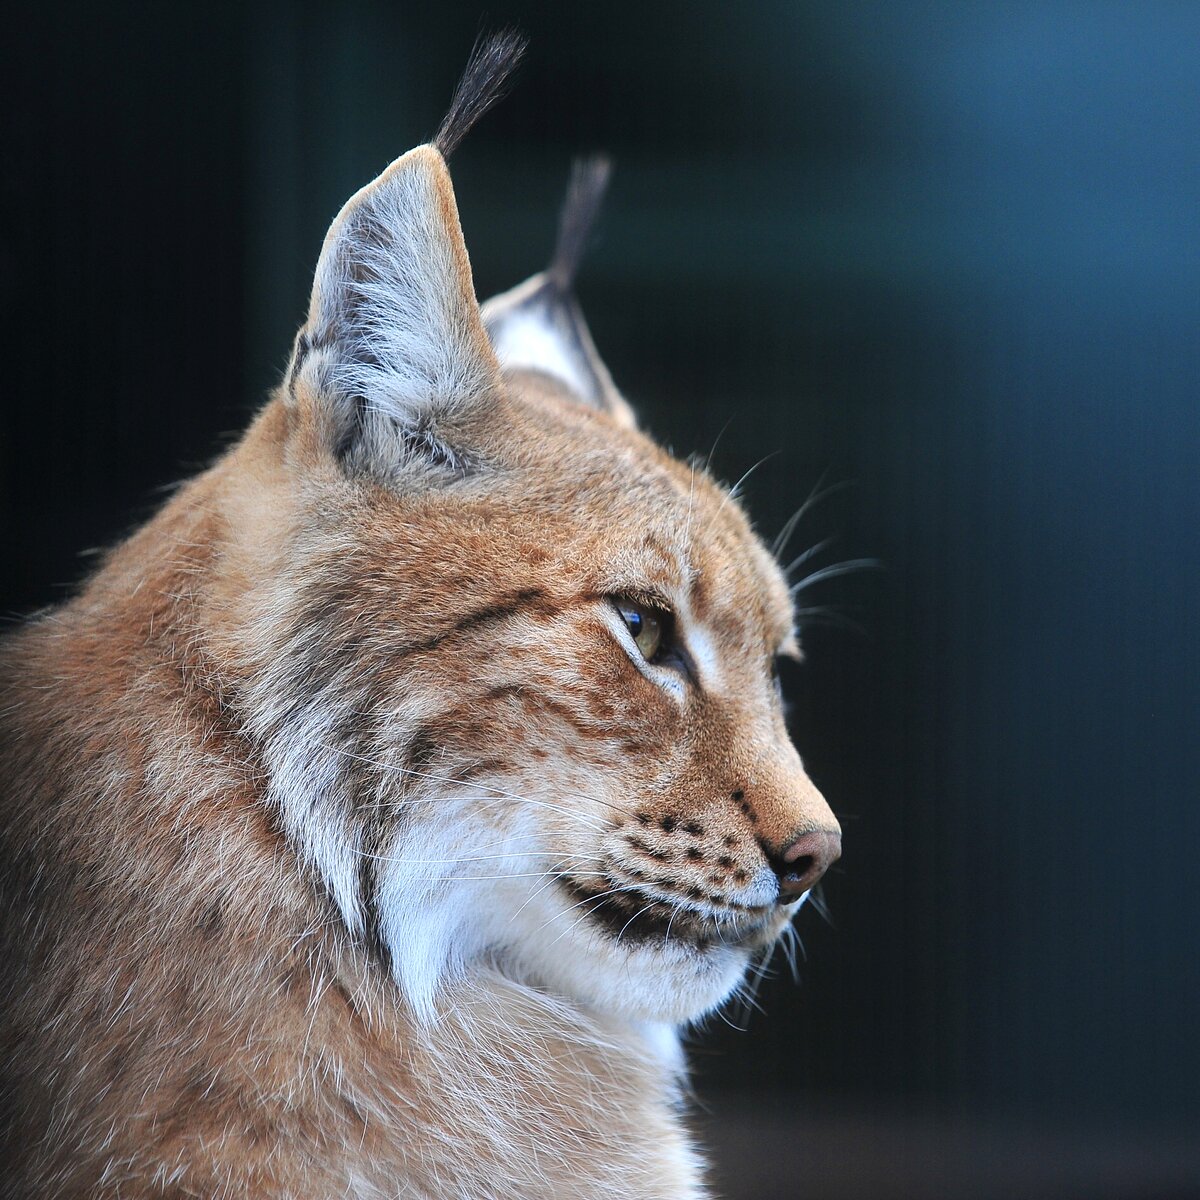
[
  {"left": 479, "top": 156, "right": 635, "bottom": 428},
  {"left": 434, "top": 30, "right": 527, "bottom": 160},
  {"left": 547, "top": 156, "right": 613, "bottom": 290}
]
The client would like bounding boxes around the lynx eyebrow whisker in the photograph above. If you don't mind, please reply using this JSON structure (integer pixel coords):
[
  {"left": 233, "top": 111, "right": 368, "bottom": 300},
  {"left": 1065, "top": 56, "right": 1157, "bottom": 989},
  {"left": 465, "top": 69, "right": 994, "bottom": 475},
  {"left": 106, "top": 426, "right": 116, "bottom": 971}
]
[
  {"left": 773, "top": 468, "right": 829, "bottom": 557},
  {"left": 771, "top": 473, "right": 854, "bottom": 559},
  {"left": 682, "top": 455, "right": 698, "bottom": 551},
  {"left": 789, "top": 558, "right": 882, "bottom": 596},
  {"left": 704, "top": 415, "right": 736, "bottom": 474},
  {"left": 793, "top": 606, "right": 868, "bottom": 636},
  {"left": 783, "top": 536, "right": 837, "bottom": 578},
  {"left": 711, "top": 451, "right": 782, "bottom": 525}
]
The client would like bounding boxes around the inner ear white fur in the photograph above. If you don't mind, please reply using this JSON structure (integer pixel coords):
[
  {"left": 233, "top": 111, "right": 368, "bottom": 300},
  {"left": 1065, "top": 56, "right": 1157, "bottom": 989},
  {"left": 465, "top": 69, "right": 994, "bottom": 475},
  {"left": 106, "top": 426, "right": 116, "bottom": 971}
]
[
  {"left": 290, "top": 145, "right": 502, "bottom": 465},
  {"left": 482, "top": 274, "right": 637, "bottom": 429}
]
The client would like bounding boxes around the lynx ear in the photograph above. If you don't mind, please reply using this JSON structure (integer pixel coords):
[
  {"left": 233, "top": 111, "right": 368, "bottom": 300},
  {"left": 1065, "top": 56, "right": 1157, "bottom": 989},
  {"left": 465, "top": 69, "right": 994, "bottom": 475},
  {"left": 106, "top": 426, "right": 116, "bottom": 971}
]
[
  {"left": 481, "top": 158, "right": 637, "bottom": 429},
  {"left": 286, "top": 145, "right": 501, "bottom": 472}
]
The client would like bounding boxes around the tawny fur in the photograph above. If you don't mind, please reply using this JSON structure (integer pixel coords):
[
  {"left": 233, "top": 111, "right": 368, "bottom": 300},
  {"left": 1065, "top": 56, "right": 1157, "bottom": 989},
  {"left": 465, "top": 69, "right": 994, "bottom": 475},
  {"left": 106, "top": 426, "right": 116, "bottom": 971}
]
[{"left": 0, "top": 127, "right": 839, "bottom": 1199}]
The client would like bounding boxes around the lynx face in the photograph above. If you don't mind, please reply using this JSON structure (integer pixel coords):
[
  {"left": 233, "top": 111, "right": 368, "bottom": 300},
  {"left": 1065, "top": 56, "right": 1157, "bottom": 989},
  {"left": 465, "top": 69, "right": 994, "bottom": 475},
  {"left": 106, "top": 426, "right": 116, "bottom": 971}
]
[{"left": 216, "top": 141, "right": 840, "bottom": 1027}]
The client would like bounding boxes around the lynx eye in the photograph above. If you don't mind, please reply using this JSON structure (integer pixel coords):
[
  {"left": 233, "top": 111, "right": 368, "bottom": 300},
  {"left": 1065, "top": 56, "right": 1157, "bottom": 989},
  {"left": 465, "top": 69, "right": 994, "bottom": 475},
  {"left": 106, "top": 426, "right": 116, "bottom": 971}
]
[{"left": 614, "top": 599, "right": 668, "bottom": 662}]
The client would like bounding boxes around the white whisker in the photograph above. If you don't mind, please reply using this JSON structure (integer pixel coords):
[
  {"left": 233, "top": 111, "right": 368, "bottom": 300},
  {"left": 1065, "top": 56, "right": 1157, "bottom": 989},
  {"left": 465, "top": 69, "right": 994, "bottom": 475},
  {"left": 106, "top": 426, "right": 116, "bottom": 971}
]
[
  {"left": 711, "top": 451, "right": 781, "bottom": 524},
  {"left": 414, "top": 870, "right": 612, "bottom": 883},
  {"left": 793, "top": 605, "right": 869, "bottom": 636},
  {"left": 613, "top": 899, "right": 661, "bottom": 946},
  {"left": 771, "top": 473, "right": 853, "bottom": 559},
  {"left": 783, "top": 535, "right": 836, "bottom": 578},
  {"left": 506, "top": 857, "right": 580, "bottom": 926},
  {"left": 543, "top": 884, "right": 647, "bottom": 948},
  {"left": 357, "top": 849, "right": 598, "bottom": 867},
  {"left": 789, "top": 558, "right": 882, "bottom": 596},
  {"left": 534, "top": 881, "right": 639, "bottom": 938}
]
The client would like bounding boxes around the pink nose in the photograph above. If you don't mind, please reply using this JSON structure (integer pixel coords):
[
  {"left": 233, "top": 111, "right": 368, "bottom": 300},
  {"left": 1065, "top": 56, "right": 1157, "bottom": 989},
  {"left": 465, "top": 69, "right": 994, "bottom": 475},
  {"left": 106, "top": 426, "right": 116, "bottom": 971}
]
[{"left": 770, "top": 829, "right": 842, "bottom": 899}]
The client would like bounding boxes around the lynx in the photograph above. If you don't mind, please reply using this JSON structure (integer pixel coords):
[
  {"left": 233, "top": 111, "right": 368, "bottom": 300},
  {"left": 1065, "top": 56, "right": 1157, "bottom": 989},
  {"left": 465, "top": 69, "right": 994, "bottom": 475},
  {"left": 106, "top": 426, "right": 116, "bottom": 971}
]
[{"left": 0, "top": 36, "right": 841, "bottom": 1199}]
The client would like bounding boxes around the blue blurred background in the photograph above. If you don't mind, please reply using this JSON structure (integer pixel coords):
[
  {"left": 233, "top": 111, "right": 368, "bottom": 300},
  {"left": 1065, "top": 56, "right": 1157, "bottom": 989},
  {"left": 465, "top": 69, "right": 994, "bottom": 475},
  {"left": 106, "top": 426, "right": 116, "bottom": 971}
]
[{"left": 3, "top": 3, "right": 1198, "bottom": 1195}]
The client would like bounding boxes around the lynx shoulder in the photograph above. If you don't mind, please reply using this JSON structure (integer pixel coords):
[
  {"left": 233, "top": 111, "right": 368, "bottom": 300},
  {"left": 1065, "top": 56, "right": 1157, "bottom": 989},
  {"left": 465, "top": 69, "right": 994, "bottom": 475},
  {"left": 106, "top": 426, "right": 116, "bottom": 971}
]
[{"left": 0, "top": 35, "right": 840, "bottom": 1200}]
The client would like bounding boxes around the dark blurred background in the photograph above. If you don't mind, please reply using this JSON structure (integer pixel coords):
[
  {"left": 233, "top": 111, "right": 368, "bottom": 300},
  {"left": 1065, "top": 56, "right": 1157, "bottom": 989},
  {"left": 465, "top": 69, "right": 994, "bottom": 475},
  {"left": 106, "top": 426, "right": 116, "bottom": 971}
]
[{"left": 3, "top": 2, "right": 1198, "bottom": 1197}]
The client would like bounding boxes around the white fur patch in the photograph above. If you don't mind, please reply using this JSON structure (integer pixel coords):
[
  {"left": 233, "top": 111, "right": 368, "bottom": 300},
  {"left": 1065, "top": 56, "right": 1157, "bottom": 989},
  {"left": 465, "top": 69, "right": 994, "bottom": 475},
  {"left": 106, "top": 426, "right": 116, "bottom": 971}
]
[
  {"left": 259, "top": 699, "right": 365, "bottom": 936},
  {"left": 684, "top": 623, "right": 724, "bottom": 693},
  {"left": 488, "top": 307, "right": 594, "bottom": 398},
  {"left": 639, "top": 1022, "right": 685, "bottom": 1074},
  {"left": 491, "top": 870, "right": 752, "bottom": 1025}
]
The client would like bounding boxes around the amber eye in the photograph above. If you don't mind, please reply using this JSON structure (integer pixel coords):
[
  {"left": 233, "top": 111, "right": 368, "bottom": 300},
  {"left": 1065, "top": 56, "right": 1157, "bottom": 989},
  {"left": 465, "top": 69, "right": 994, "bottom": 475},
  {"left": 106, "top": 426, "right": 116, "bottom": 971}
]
[{"left": 615, "top": 599, "right": 668, "bottom": 662}]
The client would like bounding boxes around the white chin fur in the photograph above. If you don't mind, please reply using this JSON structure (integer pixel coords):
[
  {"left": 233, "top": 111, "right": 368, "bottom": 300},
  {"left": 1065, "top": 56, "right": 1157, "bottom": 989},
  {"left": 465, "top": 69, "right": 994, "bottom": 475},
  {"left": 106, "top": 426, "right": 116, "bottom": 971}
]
[
  {"left": 478, "top": 881, "right": 753, "bottom": 1024},
  {"left": 369, "top": 812, "right": 757, "bottom": 1025}
]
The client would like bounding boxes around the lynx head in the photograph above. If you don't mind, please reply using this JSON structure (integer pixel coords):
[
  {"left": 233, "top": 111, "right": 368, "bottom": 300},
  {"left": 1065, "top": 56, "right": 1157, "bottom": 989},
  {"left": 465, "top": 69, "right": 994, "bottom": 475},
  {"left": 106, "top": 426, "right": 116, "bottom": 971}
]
[{"left": 226, "top": 36, "right": 840, "bottom": 1025}]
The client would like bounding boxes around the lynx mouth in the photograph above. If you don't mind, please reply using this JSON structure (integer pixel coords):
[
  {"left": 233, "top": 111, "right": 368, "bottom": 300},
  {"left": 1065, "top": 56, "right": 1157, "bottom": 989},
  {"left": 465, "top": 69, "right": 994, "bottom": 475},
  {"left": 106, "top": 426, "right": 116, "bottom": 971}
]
[{"left": 558, "top": 876, "right": 771, "bottom": 951}]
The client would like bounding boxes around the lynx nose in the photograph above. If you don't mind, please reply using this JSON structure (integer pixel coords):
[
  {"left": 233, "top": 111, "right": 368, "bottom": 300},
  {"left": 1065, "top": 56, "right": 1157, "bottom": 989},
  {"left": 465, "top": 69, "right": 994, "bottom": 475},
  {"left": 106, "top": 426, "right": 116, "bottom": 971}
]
[{"left": 769, "top": 829, "right": 842, "bottom": 900}]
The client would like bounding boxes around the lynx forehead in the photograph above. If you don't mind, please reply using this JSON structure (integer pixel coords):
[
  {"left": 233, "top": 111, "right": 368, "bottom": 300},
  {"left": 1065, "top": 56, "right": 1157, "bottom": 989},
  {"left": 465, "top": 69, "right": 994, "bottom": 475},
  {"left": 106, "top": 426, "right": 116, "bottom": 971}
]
[{"left": 0, "top": 33, "right": 842, "bottom": 1199}]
